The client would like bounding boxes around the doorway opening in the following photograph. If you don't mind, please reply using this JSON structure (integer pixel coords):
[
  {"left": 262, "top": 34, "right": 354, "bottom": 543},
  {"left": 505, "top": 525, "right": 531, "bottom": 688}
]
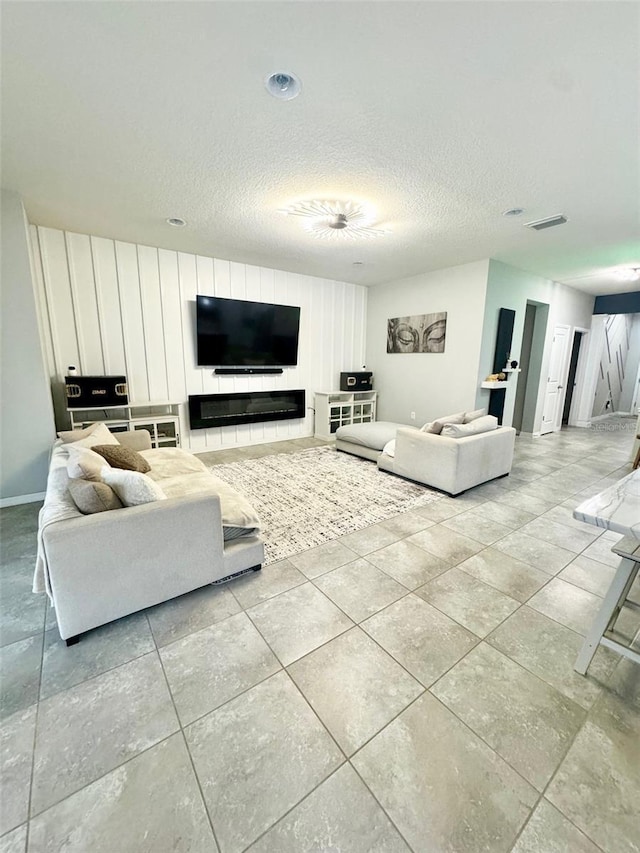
[
  {"left": 562, "top": 331, "right": 585, "bottom": 425},
  {"left": 513, "top": 301, "right": 548, "bottom": 434}
]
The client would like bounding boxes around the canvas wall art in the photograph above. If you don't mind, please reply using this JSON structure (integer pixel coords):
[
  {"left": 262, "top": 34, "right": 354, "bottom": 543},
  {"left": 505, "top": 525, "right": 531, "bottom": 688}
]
[{"left": 387, "top": 311, "right": 447, "bottom": 353}]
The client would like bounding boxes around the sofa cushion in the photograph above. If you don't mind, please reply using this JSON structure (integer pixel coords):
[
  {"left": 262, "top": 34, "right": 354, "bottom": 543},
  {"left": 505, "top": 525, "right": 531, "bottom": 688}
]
[
  {"left": 382, "top": 439, "right": 396, "bottom": 458},
  {"left": 93, "top": 444, "right": 151, "bottom": 473},
  {"left": 463, "top": 408, "right": 487, "bottom": 424},
  {"left": 68, "top": 478, "right": 124, "bottom": 514},
  {"left": 159, "top": 472, "right": 261, "bottom": 535},
  {"left": 335, "top": 422, "right": 404, "bottom": 451},
  {"left": 141, "top": 448, "right": 208, "bottom": 480},
  {"left": 441, "top": 415, "right": 498, "bottom": 437},
  {"left": 102, "top": 467, "right": 167, "bottom": 506},
  {"left": 66, "top": 446, "right": 110, "bottom": 482},
  {"left": 421, "top": 411, "right": 466, "bottom": 434},
  {"left": 57, "top": 422, "right": 120, "bottom": 447}
]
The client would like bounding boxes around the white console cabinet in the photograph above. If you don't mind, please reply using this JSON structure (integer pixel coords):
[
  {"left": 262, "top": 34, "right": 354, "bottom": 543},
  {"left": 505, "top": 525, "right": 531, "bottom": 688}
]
[
  {"left": 314, "top": 391, "right": 377, "bottom": 440},
  {"left": 67, "top": 401, "right": 181, "bottom": 448}
]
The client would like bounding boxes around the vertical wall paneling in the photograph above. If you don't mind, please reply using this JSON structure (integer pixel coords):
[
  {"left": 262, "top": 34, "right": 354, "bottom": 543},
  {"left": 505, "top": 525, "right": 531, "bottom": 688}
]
[
  {"left": 114, "top": 241, "right": 149, "bottom": 403},
  {"left": 37, "top": 227, "right": 80, "bottom": 377},
  {"left": 32, "top": 227, "right": 367, "bottom": 452},
  {"left": 158, "top": 250, "right": 185, "bottom": 403},
  {"left": 29, "top": 225, "right": 56, "bottom": 380},
  {"left": 91, "top": 236, "right": 127, "bottom": 376},
  {"left": 137, "top": 245, "right": 169, "bottom": 401},
  {"left": 65, "top": 232, "right": 105, "bottom": 375},
  {"left": 177, "top": 252, "right": 206, "bottom": 452}
]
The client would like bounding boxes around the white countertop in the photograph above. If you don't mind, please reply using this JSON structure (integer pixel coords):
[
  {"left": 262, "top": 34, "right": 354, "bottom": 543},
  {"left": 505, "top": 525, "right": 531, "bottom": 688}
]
[{"left": 573, "top": 469, "right": 640, "bottom": 540}]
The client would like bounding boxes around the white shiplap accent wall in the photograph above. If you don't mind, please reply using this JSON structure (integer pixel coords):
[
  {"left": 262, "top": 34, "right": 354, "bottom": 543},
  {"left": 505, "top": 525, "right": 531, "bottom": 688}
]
[{"left": 31, "top": 226, "right": 367, "bottom": 451}]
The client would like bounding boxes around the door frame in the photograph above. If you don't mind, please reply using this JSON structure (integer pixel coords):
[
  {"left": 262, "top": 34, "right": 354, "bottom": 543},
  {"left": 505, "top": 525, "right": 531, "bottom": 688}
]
[{"left": 566, "top": 327, "right": 591, "bottom": 426}]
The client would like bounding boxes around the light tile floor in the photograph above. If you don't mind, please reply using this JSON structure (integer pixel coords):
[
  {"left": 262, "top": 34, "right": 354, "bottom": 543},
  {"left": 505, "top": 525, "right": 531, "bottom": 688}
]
[{"left": 1, "top": 425, "right": 639, "bottom": 852}]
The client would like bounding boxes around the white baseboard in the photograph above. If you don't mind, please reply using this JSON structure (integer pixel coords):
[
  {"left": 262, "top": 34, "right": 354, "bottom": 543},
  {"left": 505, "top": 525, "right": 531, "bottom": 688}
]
[
  {"left": 575, "top": 419, "right": 592, "bottom": 428},
  {"left": 0, "top": 491, "right": 46, "bottom": 508}
]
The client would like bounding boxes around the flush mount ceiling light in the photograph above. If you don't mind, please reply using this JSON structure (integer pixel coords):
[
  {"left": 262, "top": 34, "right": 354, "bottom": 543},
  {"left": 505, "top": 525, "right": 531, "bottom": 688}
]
[
  {"left": 279, "top": 200, "right": 388, "bottom": 239},
  {"left": 613, "top": 267, "right": 640, "bottom": 282},
  {"left": 265, "top": 71, "right": 301, "bottom": 100},
  {"left": 502, "top": 208, "right": 525, "bottom": 217},
  {"left": 166, "top": 217, "right": 187, "bottom": 227}
]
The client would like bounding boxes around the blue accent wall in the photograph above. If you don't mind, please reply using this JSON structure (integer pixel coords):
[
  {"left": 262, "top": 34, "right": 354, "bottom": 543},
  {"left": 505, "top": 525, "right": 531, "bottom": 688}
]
[{"left": 593, "top": 291, "right": 640, "bottom": 315}]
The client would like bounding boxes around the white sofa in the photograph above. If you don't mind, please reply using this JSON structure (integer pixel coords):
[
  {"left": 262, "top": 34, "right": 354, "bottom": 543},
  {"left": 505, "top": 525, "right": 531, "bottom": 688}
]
[
  {"left": 34, "top": 430, "right": 264, "bottom": 644},
  {"left": 336, "top": 419, "right": 516, "bottom": 496}
]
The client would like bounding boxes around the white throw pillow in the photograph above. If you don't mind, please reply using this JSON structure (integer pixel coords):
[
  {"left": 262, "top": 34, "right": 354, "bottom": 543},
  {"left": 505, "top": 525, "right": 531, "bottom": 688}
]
[
  {"left": 67, "top": 446, "right": 111, "bottom": 482},
  {"left": 60, "top": 422, "right": 120, "bottom": 449},
  {"left": 102, "top": 466, "right": 167, "bottom": 506},
  {"left": 463, "top": 408, "right": 487, "bottom": 424},
  {"left": 441, "top": 415, "right": 498, "bottom": 437},
  {"left": 421, "top": 411, "right": 466, "bottom": 435},
  {"left": 382, "top": 439, "right": 396, "bottom": 458}
]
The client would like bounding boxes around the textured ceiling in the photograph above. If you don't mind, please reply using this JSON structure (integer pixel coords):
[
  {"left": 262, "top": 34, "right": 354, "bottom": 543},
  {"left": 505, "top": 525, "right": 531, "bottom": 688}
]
[{"left": 2, "top": 1, "right": 639, "bottom": 293}]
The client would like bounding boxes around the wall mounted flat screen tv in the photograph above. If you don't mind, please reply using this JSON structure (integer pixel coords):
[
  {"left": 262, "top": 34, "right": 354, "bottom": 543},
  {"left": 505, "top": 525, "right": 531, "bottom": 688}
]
[{"left": 196, "top": 295, "right": 301, "bottom": 366}]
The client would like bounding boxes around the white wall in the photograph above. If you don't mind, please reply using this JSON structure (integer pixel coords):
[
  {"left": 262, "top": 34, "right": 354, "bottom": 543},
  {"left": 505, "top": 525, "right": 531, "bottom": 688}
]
[
  {"left": 366, "top": 260, "right": 490, "bottom": 424},
  {"left": 476, "top": 260, "right": 594, "bottom": 432},
  {"left": 31, "top": 226, "right": 367, "bottom": 451},
  {"left": 0, "top": 191, "right": 56, "bottom": 504}
]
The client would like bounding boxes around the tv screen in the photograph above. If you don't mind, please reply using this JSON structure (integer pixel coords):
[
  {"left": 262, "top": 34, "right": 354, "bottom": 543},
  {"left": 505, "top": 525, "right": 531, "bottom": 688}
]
[{"left": 196, "top": 295, "right": 300, "bottom": 366}]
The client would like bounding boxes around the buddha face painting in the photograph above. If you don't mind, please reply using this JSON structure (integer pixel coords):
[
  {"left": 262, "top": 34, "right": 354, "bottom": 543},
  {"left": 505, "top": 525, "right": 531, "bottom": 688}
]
[{"left": 387, "top": 311, "right": 447, "bottom": 353}]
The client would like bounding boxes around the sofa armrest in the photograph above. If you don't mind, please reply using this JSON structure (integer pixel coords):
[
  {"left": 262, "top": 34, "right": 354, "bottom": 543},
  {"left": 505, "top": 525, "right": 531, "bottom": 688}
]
[
  {"left": 117, "top": 429, "right": 152, "bottom": 451},
  {"left": 43, "top": 493, "right": 225, "bottom": 638},
  {"left": 393, "top": 426, "right": 515, "bottom": 495}
]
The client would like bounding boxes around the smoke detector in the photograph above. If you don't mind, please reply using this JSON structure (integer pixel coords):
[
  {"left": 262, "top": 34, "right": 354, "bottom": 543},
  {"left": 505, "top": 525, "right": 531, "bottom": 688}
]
[{"left": 524, "top": 214, "right": 568, "bottom": 231}]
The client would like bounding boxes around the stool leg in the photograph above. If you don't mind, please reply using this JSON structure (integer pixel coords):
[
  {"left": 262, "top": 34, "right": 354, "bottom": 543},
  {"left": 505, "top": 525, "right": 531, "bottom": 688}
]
[{"left": 574, "top": 557, "right": 637, "bottom": 675}]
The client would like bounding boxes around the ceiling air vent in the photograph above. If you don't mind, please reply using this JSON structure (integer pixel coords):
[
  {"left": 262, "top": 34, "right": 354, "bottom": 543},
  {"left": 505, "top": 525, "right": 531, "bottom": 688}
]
[{"left": 524, "top": 215, "right": 568, "bottom": 231}]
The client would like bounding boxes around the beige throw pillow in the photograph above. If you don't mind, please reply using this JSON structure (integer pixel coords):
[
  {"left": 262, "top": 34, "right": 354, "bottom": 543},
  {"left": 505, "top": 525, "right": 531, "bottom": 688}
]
[
  {"left": 421, "top": 411, "right": 466, "bottom": 435},
  {"left": 441, "top": 415, "right": 498, "bottom": 437},
  {"left": 68, "top": 478, "right": 123, "bottom": 513},
  {"left": 57, "top": 422, "right": 120, "bottom": 449},
  {"left": 66, "top": 446, "right": 111, "bottom": 482},
  {"left": 463, "top": 408, "right": 487, "bottom": 423},
  {"left": 102, "top": 467, "right": 167, "bottom": 506},
  {"left": 92, "top": 444, "right": 151, "bottom": 473}
]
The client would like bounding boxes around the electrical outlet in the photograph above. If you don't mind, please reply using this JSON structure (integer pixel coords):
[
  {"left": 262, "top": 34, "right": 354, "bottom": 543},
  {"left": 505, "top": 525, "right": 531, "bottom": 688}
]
[{"left": 410, "top": 411, "right": 416, "bottom": 420}]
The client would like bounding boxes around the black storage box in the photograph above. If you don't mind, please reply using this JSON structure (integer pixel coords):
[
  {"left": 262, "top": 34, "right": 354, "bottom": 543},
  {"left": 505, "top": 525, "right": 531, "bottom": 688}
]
[
  {"left": 65, "top": 375, "right": 128, "bottom": 409},
  {"left": 340, "top": 371, "right": 373, "bottom": 391}
]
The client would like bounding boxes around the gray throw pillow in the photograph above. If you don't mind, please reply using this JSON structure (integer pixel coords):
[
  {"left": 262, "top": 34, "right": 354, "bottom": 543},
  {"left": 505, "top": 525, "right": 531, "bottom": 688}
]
[
  {"left": 68, "top": 478, "right": 123, "bottom": 514},
  {"left": 463, "top": 408, "right": 487, "bottom": 423},
  {"left": 421, "top": 411, "right": 466, "bottom": 434},
  {"left": 92, "top": 444, "right": 151, "bottom": 473},
  {"left": 441, "top": 415, "right": 498, "bottom": 437}
]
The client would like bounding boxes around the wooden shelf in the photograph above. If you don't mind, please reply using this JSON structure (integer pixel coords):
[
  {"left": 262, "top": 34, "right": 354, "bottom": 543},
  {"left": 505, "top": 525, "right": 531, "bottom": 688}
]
[
  {"left": 67, "top": 401, "right": 181, "bottom": 448},
  {"left": 314, "top": 391, "right": 377, "bottom": 440}
]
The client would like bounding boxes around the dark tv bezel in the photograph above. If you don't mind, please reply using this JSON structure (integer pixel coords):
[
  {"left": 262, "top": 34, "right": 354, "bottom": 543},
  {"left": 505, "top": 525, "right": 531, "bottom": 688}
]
[{"left": 196, "top": 295, "right": 301, "bottom": 368}]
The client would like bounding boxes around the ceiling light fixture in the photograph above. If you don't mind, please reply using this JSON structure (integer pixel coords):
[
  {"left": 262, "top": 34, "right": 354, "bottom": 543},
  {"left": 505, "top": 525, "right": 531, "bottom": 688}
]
[
  {"left": 502, "top": 208, "right": 525, "bottom": 217},
  {"left": 279, "top": 200, "right": 388, "bottom": 239},
  {"left": 265, "top": 71, "right": 301, "bottom": 100},
  {"left": 166, "top": 217, "right": 187, "bottom": 227},
  {"left": 613, "top": 267, "right": 640, "bottom": 282}
]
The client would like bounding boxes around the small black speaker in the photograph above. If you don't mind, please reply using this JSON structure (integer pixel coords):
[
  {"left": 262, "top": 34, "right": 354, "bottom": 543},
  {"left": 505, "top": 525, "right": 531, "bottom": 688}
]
[
  {"left": 340, "top": 371, "right": 373, "bottom": 391},
  {"left": 65, "top": 375, "right": 128, "bottom": 408}
]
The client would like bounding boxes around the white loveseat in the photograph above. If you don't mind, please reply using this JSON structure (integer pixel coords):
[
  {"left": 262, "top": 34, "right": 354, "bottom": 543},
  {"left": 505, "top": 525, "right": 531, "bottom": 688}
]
[
  {"left": 34, "top": 429, "right": 264, "bottom": 644},
  {"left": 336, "top": 416, "right": 516, "bottom": 496}
]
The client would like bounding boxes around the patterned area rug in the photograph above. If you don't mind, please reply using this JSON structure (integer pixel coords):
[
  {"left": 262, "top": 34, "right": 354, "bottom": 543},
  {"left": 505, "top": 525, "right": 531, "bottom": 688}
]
[{"left": 209, "top": 446, "right": 442, "bottom": 564}]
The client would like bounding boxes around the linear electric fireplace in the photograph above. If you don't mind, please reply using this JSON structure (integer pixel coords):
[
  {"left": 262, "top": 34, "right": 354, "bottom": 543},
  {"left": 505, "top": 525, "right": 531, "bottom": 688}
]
[{"left": 188, "top": 390, "right": 306, "bottom": 430}]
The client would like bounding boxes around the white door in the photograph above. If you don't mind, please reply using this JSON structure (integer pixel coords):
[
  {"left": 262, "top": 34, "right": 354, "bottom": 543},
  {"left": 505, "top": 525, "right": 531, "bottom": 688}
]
[{"left": 541, "top": 325, "right": 571, "bottom": 434}]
